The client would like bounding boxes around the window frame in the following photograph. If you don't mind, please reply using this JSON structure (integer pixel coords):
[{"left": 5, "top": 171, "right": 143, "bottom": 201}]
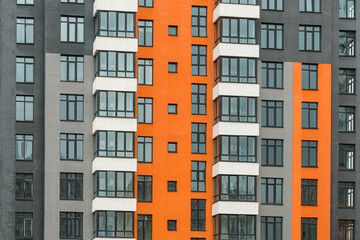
[
  {"left": 94, "top": 171, "right": 134, "bottom": 198},
  {"left": 59, "top": 212, "right": 83, "bottom": 239},
  {"left": 191, "top": 161, "right": 206, "bottom": 192},
  {"left": 302, "top": 102, "right": 318, "bottom": 129},
  {"left": 191, "top": 6, "right": 207, "bottom": 37},
  {"left": 261, "top": 23, "right": 284, "bottom": 49},
  {"left": 95, "top": 91, "right": 135, "bottom": 118},
  {"left": 60, "top": 94, "right": 84, "bottom": 122},
  {"left": 261, "top": 62, "right": 283, "bottom": 89},
  {"left": 261, "top": 177, "right": 283, "bottom": 205},
  {"left": 60, "top": 133, "right": 83, "bottom": 161},
  {"left": 301, "top": 140, "right": 318, "bottom": 167},
  {"left": 138, "top": 20, "right": 153, "bottom": 47},
  {"left": 213, "top": 175, "right": 256, "bottom": 202},
  {"left": 137, "top": 215, "right": 152, "bottom": 240},
  {"left": 191, "top": 84, "right": 207, "bottom": 115},
  {"left": 261, "top": 217, "right": 283, "bottom": 240},
  {"left": 261, "top": 139, "right": 283, "bottom": 166},
  {"left": 168, "top": 25, "right": 178, "bottom": 36},
  {"left": 299, "top": 0, "right": 321, "bottom": 12},
  {"left": 191, "top": 199, "right": 206, "bottom": 231},
  {"left": 60, "top": 172, "right": 83, "bottom": 200},
  {"left": 94, "top": 131, "right": 135, "bottom": 158},
  {"left": 215, "top": 18, "right": 256, "bottom": 45},
  {"left": 301, "top": 218, "right": 317, "bottom": 240},
  {"left": 339, "top": 68, "right": 355, "bottom": 94},
  {"left": 15, "top": 173, "right": 33, "bottom": 200},
  {"left": 214, "top": 57, "right": 257, "bottom": 84},
  {"left": 261, "top": 100, "right": 283, "bottom": 128},
  {"left": 301, "top": 179, "right": 318, "bottom": 206},
  {"left": 94, "top": 211, "right": 134, "bottom": 237},
  {"left": 191, "top": 45, "right": 207, "bottom": 76},
  {"left": 95, "top": 51, "right": 135, "bottom": 78},
  {"left": 299, "top": 25, "right": 321, "bottom": 51},
  {"left": 339, "top": 31, "right": 356, "bottom": 56},
  {"left": 338, "top": 220, "right": 354, "bottom": 240},
  {"left": 213, "top": 214, "right": 256, "bottom": 240},
  {"left": 60, "top": 55, "right": 84, "bottom": 82},
  {"left": 137, "top": 175, "right": 152, "bottom": 202},
  {"left": 139, "top": 0, "right": 153, "bottom": 8},
  {"left": 339, "top": 144, "right": 355, "bottom": 171},
  {"left": 95, "top": 11, "right": 135, "bottom": 38},
  {"left": 214, "top": 96, "right": 257, "bottom": 123},
  {"left": 338, "top": 182, "right": 355, "bottom": 208},
  {"left": 168, "top": 142, "right": 177, "bottom": 153},
  {"left": 339, "top": 0, "right": 355, "bottom": 19},
  {"left": 138, "top": 97, "right": 153, "bottom": 124},
  {"left": 137, "top": 136, "right": 153, "bottom": 163},
  {"left": 16, "top": 134, "right": 33, "bottom": 161},
  {"left": 339, "top": 106, "right": 355, "bottom": 132},
  {"left": 302, "top": 64, "right": 318, "bottom": 90},
  {"left": 191, "top": 123, "right": 206, "bottom": 154},
  {"left": 16, "top": 95, "right": 34, "bottom": 122},
  {"left": 60, "top": 16, "right": 84, "bottom": 43},
  {"left": 138, "top": 59, "right": 153, "bottom": 85},
  {"left": 261, "top": 0, "right": 283, "bottom": 11},
  {"left": 15, "top": 212, "right": 33, "bottom": 239},
  {"left": 16, "top": 18, "right": 34, "bottom": 44},
  {"left": 167, "top": 181, "right": 177, "bottom": 192},
  {"left": 16, "top": 57, "right": 34, "bottom": 83}
]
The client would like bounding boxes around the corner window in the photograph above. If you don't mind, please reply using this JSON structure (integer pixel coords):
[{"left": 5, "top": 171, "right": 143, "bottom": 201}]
[
  {"left": 214, "top": 96, "right": 257, "bottom": 123},
  {"left": 94, "top": 171, "right": 134, "bottom": 197},
  {"left": 214, "top": 136, "right": 256, "bottom": 163},
  {"left": 94, "top": 211, "right": 134, "bottom": 237},
  {"left": 96, "top": 91, "right": 135, "bottom": 118},
  {"left": 214, "top": 175, "right": 256, "bottom": 202},
  {"left": 215, "top": 18, "right": 256, "bottom": 45},
  {"left": 60, "top": 16, "right": 84, "bottom": 43},
  {"left": 215, "top": 57, "right": 256, "bottom": 84}
]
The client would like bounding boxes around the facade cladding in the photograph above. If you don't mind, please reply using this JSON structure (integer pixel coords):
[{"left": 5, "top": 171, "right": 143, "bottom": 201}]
[{"left": 0, "top": 0, "right": 359, "bottom": 239}]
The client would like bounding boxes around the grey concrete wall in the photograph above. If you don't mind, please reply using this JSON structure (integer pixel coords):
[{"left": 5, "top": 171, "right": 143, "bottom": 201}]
[
  {"left": 330, "top": 0, "right": 360, "bottom": 239},
  {"left": 258, "top": 62, "right": 293, "bottom": 238},
  {"left": 0, "top": 0, "right": 45, "bottom": 239},
  {"left": 43, "top": 53, "right": 93, "bottom": 239}
]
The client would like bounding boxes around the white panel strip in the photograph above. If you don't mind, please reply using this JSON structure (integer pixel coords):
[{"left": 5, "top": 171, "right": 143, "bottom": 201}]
[
  {"left": 93, "top": 37, "right": 138, "bottom": 56},
  {"left": 212, "top": 201, "right": 259, "bottom": 216},
  {"left": 93, "top": 0, "right": 137, "bottom": 16},
  {"left": 92, "top": 117, "right": 137, "bottom": 134},
  {"left": 93, "top": 77, "right": 137, "bottom": 94},
  {"left": 92, "top": 198, "right": 137, "bottom": 212},
  {"left": 94, "top": 238, "right": 135, "bottom": 240},
  {"left": 213, "top": 43, "right": 259, "bottom": 60},
  {"left": 213, "top": 3, "right": 260, "bottom": 23},
  {"left": 213, "top": 122, "right": 259, "bottom": 138},
  {"left": 213, "top": 82, "right": 259, "bottom": 100},
  {"left": 212, "top": 161, "right": 260, "bottom": 177},
  {"left": 92, "top": 157, "right": 137, "bottom": 173}
]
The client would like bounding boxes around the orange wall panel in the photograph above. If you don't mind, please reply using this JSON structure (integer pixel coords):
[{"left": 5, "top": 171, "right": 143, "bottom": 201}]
[{"left": 292, "top": 63, "right": 331, "bottom": 240}]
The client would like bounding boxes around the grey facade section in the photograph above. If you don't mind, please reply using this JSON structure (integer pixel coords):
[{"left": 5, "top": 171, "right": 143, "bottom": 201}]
[
  {"left": 258, "top": 62, "right": 293, "bottom": 238},
  {"left": 0, "top": 0, "right": 45, "bottom": 239},
  {"left": 43, "top": 54, "right": 93, "bottom": 239},
  {"left": 330, "top": 0, "right": 360, "bottom": 239}
]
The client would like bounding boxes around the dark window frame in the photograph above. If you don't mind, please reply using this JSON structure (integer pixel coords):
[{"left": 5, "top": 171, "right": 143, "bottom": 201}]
[
  {"left": 299, "top": 0, "right": 321, "bottom": 12},
  {"left": 95, "top": 91, "right": 135, "bottom": 118},
  {"left": 261, "top": 0, "right": 283, "bottom": 10},
  {"left": 138, "top": 136, "right": 153, "bottom": 163},
  {"left": 191, "top": 123, "right": 206, "bottom": 154},
  {"left": 168, "top": 142, "right": 177, "bottom": 153},
  {"left": 167, "top": 181, "right": 177, "bottom": 192},
  {"left": 339, "top": 0, "right": 355, "bottom": 18},
  {"left": 95, "top": 51, "right": 135, "bottom": 78},
  {"left": 301, "top": 140, "right": 318, "bottom": 167},
  {"left": 214, "top": 136, "right": 257, "bottom": 163},
  {"left": 60, "top": 172, "right": 83, "bottom": 200},
  {"left": 214, "top": 57, "right": 257, "bottom": 84},
  {"left": 15, "top": 212, "right": 33, "bottom": 238},
  {"left": 339, "top": 68, "right": 355, "bottom": 94},
  {"left": 261, "top": 23, "right": 284, "bottom": 49},
  {"left": 138, "top": 20, "right": 153, "bottom": 47},
  {"left": 16, "top": 134, "right": 33, "bottom": 161},
  {"left": 339, "top": 31, "right": 356, "bottom": 56},
  {"left": 214, "top": 175, "right": 256, "bottom": 202},
  {"left": 302, "top": 64, "right": 318, "bottom": 90},
  {"left": 191, "top": 199, "right": 206, "bottom": 231},
  {"left": 16, "top": 57, "right": 34, "bottom": 83},
  {"left": 60, "top": 16, "right": 84, "bottom": 43},
  {"left": 15, "top": 173, "right": 33, "bottom": 200},
  {"left": 59, "top": 212, "right": 83, "bottom": 239},
  {"left": 215, "top": 18, "right": 256, "bottom": 45},
  {"left": 301, "top": 179, "right": 318, "bottom": 206},
  {"left": 191, "top": 161, "right": 206, "bottom": 192},
  {"left": 60, "top": 55, "right": 84, "bottom": 82},
  {"left": 213, "top": 214, "right": 256, "bottom": 240},
  {"left": 302, "top": 102, "right": 318, "bottom": 129},
  {"left": 138, "top": 59, "right": 153, "bottom": 85},
  {"left": 168, "top": 62, "right": 178, "bottom": 73},
  {"left": 338, "top": 220, "right": 354, "bottom": 240},
  {"left": 191, "top": 6, "right": 207, "bottom": 37},
  {"left": 168, "top": 104, "right": 177, "bottom": 114},
  {"left": 261, "top": 100, "right": 283, "bottom": 128},
  {"left": 94, "top": 211, "right": 134, "bottom": 237},
  {"left": 60, "top": 94, "right": 84, "bottom": 122},
  {"left": 339, "top": 106, "right": 355, "bottom": 132},
  {"left": 139, "top": 0, "right": 153, "bottom": 7},
  {"left": 137, "top": 175, "right": 152, "bottom": 202},
  {"left": 138, "top": 97, "right": 153, "bottom": 124},
  {"left": 339, "top": 182, "right": 355, "bottom": 208},
  {"left": 191, "top": 45, "right": 207, "bottom": 76},
  {"left": 299, "top": 25, "right": 321, "bottom": 51},
  {"left": 168, "top": 25, "right": 178, "bottom": 36},
  {"left": 167, "top": 220, "right": 177, "bottom": 231},
  {"left": 95, "top": 11, "right": 135, "bottom": 38},
  {"left": 60, "top": 133, "right": 83, "bottom": 161},
  {"left": 94, "top": 131, "right": 135, "bottom": 158},
  {"left": 261, "top": 62, "right": 283, "bottom": 88},
  {"left": 339, "top": 144, "right": 355, "bottom": 170},
  {"left": 214, "top": 96, "right": 257, "bottom": 123},
  {"left": 94, "top": 171, "right": 134, "bottom": 198},
  {"left": 16, "top": 18, "right": 34, "bottom": 44},
  {"left": 16, "top": 95, "right": 34, "bottom": 122},
  {"left": 261, "top": 139, "right": 283, "bottom": 166},
  {"left": 301, "top": 218, "right": 317, "bottom": 240},
  {"left": 261, "top": 178, "right": 283, "bottom": 205},
  {"left": 191, "top": 83, "right": 207, "bottom": 115},
  {"left": 137, "top": 215, "right": 152, "bottom": 240},
  {"left": 261, "top": 217, "right": 283, "bottom": 240}
]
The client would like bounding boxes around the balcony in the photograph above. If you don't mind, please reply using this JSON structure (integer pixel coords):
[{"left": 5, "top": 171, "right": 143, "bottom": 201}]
[
  {"left": 93, "top": 37, "right": 138, "bottom": 56},
  {"left": 212, "top": 161, "right": 259, "bottom": 177},
  {"left": 92, "top": 157, "right": 137, "bottom": 173},
  {"left": 93, "top": 0, "right": 137, "bottom": 16},
  {"left": 212, "top": 201, "right": 259, "bottom": 216},
  {"left": 213, "top": 3, "right": 260, "bottom": 22},
  {"left": 92, "top": 198, "right": 137, "bottom": 212}
]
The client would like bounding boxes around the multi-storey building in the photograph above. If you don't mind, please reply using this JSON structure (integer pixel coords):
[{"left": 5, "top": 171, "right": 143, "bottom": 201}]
[{"left": 0, "top": 0, "right": 358, "bottom": 239}]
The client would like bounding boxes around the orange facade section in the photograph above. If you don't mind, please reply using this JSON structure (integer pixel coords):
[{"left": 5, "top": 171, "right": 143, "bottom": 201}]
[
  {"left": 135, "top": 0, "right": 214, "bottom": 239},
  {"left": 292, "top": 63, "right": 331, "bottom": 240}
]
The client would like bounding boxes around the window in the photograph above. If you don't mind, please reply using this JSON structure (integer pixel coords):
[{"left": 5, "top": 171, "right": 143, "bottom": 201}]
[
  {"left": 191, "top": 238, "right": 206, "bottom": 240},
  {"left": 214, "top": 57, "right": 256, "bottom": 84},
  {"left": 168, "top": 62, "right": 178, "bottom": 73},
  {"left": 301, "top": 218, "right": 317, "bottom": 240},
  {"left": 302, "top": 64, "right": 318, "bottom": 90},
  {"left": 96, "top": 91, "right": 135, "bottom": 118},
  {"left": 139, "top": 0, "right": 153, "bottom": 7},
  {"left": 338, "top": 220, "right": 354, "bottom": 240},
  {"left": 339, "top": 0, "right": 355, "bottom": 18},
  {"left": 167, "top": 220, "right": 177, "bottom": 231},
  {"left": 61, "top": 0, "right": 84, "bottom": 3},
  {"left": 15, "top": 212, "right": 33, "bottom": 238},
  {"left": 191, "top": 6, "right": 207, "bottom": 37},
  {"left": 261, "top": 178, "right": 283, "bottom": 204},
  {"left": 138, "top": 59, "right": 153, "bottom": 85},
  {"left": 16, "top": 135, "right": 33, "bottom": 161},
  {"left": 191, "top": 161, "right": 206, "bottom": 192},
  {"left": 191, "top": 199, "right": 206, "bottom": 231},
  {"left": 60, "top": 173, "right": 83, "bottom": 200},
  {"left": 299, "top": 25, "right": 321, "bottom": 51},
  {"left": 168, "top": 104, "right": 177, "bottom": 114},
  {"left": 16, "top": 96, "right": 33, "bottom": 121},
  {"left": 61, "top": 56, "right": 84, "bottom": 82},
  {"left": 137, "top": 215, "right": 152, "bottom": 240},
  {"left": 339, "top": 106, "right": 355, "bottom": 132},
  {"left": 168, "top": 142, "right": 177, "bottom": 153},
  {"left": 339, "top": 31, "right": 355, "bottom": 56},
  {"left": 95, "top": 51, "right": 135, "bottom": 77},
  {"left": 94, "top": 211, "right": 134, "bottom": 237},
  {"left": 217, "top": 0, "right": 256, "bottom": 4},
  {"left": 339, "top": 69, "right": 355, "bottom": 94},
  {"left": 261, "top": 217, "right": 283, "bottom": 240},
  {"left": 95, "top": 12, "right": 135, "bottom": 37},
  {"left": 192, "top": 45, "right": 207, "bottom": 76},
  {"left": 191, "top": 84, "right": 206, "bottom": 115},
  {"left": 261, "top": 62, "right": 283, "bottom": 88},
  {"left": 60, "top": 134, "right": 83, "bottom": 161},
  {"left": 60, "top": 94, "right": 83, "bottom": 121},
  {"left": 261, "top": 139, "right": 283, "bottom": 166},
  {"left": 94, "top": 131, "right": 135, "bottom": 158},
  {"left": 138, "top": 98, "right": 153, "bottom": 124},
  {"left": 301, "top": 179, "right": 317, "bottom": 206},
  {"left": 59, "top": 212, "right": 83, "bottom": 239},
  {"left": 138, "top": 20, "right": 153, "bottom": 47},
  {"left": 261, "top": 100, "right": 283, "bottom": 127},
  {"left": 213, "top": 215, "right": 255, "bottom": 240},
  {"left": 94, "top": 171, "right": 134, "bottom": 197},
  {"left": 191, "top": 123, "right": 206, "bottom": 154},
  {"left": 138, "top": 137, "right": 152, "bottom": 163},
  {"left": 299, "top": 0, "right": 320, "bottom": 12},
  {"left": 339, "top": 182, "right": 354, "bottom": 207},
  {"left": 60, "top": 16, "right": 84, "bottom": 43},
  {"left": 214, "top": 96, "right": 257, "bottom": 123},
  {"left": 339, "top": 144, "right": 354, "bottom": 170},
  {"left": 301, "top": 141, "right": 317, "bottom": 167},
  {"left": 17, "top": 0, "right": 34, "bottom": 4},
  {"left": 261, "top": 0, "right": 283, "bottom": 10},
  {"left": 168, "top": 181, "right": 177, "bottom": 192},
  {"left": 16, "top": 173, "right": 33, "bottom": 200},
  {"left": 214, "top": 136, "right": 256, "bottom": 162},
  {"left": 16, "top": 57, "right": 34, "bottom": 83},
  {"left": 215, "top": 18, "right": 256, "bottom": 44},
  {"left": 214, "top": 175, "right": 256, "bottom": 202},
  {"left": 16, "top": 18, "right": 34, "bottom": 44},
  {"left": 261, "top": 23, "right": 283, "bottom": 49},
  {"left": 168, "top": 26, "right": 178, "bottom": 36},
  {"left": 302, "top": 102, "right": 318, "bottom": 129},
  {"left": 138, "top": 176, "right": 152, "bottom": 202}
]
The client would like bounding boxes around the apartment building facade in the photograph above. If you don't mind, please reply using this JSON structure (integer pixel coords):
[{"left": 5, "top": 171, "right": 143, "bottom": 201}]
[{"left": 0, "top": 0, "right": 357, "bottom": 239}]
